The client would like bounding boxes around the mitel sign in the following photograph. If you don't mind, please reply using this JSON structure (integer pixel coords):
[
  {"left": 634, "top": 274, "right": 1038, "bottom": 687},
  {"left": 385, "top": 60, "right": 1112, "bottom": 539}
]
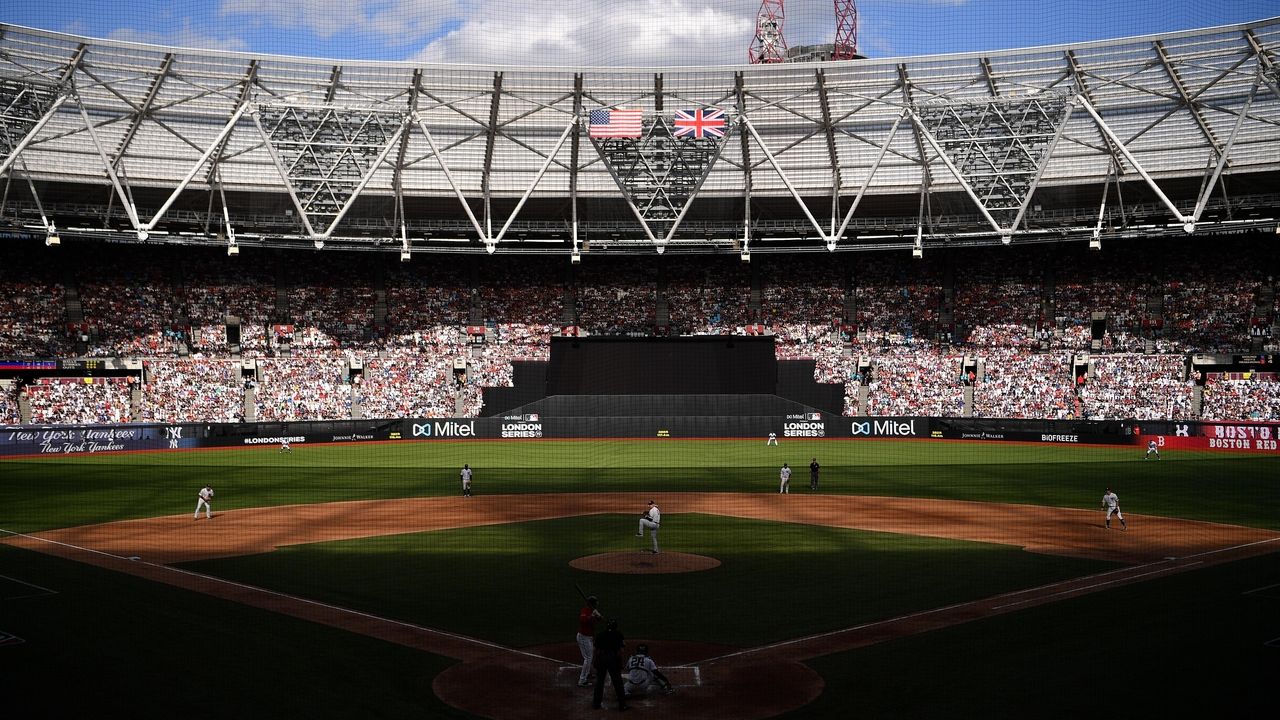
[
  {"left": 850, "top": 419, "right": 919, "bottom": 437},
  {"left": 411, "top": 421, "right": 475, "bottom": 438}
]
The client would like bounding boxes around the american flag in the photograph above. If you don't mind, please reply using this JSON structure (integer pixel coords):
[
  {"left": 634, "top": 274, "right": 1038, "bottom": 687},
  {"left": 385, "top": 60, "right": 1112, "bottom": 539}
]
[
  {"left": 589, "top": 109, "right": 643, "bottom": 139},
  {"left": 673, "top": 108, "right": 727, "bottom": 139}
]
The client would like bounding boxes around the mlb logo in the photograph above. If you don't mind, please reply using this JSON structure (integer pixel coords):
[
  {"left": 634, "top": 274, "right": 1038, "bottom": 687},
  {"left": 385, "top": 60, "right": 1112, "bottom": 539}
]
[
  {"left": 808, "top": 413, "right": 821, "bottom": 421},
  {"left": 526, "top": 414, "right": 539, "bottom": 422}
]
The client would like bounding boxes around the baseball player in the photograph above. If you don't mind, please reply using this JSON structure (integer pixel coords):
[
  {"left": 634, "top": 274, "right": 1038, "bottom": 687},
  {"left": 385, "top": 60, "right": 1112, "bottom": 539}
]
[
  {"left": 279, "top": 437, "right": 292, "bottom": 453},
  {"left": 809, "top": 458, "right": 820, "bottom": 490},
  {"left": 636, "top": 500, "right": 660, "bottom": 553},
  {"left": 624, "top": 643, "right": 674, "bottom": 696},
  {"left": 766, "top": 431, "right": 778, "bottom": 446},
  {"left": 779, "top": 463, "right": 791, "bottom": 494},
  {"left": 1144, "top": 439, "right": 1160, "bottom": 460},
  {"left": 460, "top": 464, "right": 473, "bottom": 497},
  {"left": 576, "top": 595, "right": 602, "bottom": 687},
  {"left": 194, "top": 485, "right": 214, "bottom": 520},
  {"left": 1101, "top": 487, "right": 1127, "bottom": 530}
]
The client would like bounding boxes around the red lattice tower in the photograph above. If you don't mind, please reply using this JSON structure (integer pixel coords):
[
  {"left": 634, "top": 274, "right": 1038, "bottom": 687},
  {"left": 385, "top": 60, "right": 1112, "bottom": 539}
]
[
  {"left": 748, "top": 0, "right": 788, "bottom": 64},
  {"left": 832, "top": 0, "right": 859, "bottom": 60}
]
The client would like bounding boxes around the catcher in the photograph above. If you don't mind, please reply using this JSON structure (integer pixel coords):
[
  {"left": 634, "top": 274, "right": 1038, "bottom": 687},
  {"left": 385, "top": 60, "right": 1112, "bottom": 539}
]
[{"left": 624, "top": 644, "right": 674, "bottom": 696}]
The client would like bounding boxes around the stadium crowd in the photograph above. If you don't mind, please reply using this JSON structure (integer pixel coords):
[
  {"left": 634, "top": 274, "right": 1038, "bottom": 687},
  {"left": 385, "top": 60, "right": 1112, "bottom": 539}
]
[
  {"left": 1, "top": 238, "right": 1277, "bottom": 424},
  {"left": 26, "top": 377, "right": 132, "bottom": 425}
]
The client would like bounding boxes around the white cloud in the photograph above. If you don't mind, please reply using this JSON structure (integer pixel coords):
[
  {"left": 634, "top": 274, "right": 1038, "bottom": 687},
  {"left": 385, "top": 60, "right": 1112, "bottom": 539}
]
[
  {"left": 107, "top": 21, "right": 249, "bottom": 53},
  {"left": 219, "top": 0, "right": 458, "bottom": 42},
  {"left": 412, "top": 0, "right": 809, "bottom": 66}
]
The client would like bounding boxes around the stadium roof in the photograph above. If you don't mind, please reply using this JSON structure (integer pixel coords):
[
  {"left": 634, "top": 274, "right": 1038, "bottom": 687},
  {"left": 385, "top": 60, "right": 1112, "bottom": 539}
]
[{"left": 1, "top": 17, "right": 1278, "bottom": 256}]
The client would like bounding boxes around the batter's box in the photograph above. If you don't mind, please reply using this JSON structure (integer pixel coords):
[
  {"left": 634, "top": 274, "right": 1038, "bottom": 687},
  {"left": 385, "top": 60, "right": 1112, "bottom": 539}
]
[
  {"left": 1241, "top": 582, "right": 1280, "bottom": 601},
  {"left": 0, "top": 573, "right": 57, "bottom": 601},
  {"left": 554, "top": 664, "right": 703, "bottom": 688}
]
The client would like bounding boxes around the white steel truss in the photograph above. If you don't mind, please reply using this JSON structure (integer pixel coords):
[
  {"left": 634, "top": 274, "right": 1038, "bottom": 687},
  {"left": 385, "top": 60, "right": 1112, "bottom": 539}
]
[
  {"left": 0, "top": 18, "right": 1275, "bottom": 254},
  {"left": 253, "top": 104, "right": 408, "bottom": 238},
  {"left": 911, "top": 93, "right": 1075, "bottom": 238},
  {"left": 592, "top": 113, "right": 733, "bottom": 249},
  {"left": 0, "top": 77, "right": 66, "bottom": 178}
]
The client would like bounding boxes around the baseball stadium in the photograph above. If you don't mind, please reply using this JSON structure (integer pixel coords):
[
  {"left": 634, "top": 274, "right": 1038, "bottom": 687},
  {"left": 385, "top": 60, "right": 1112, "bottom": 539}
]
[{"left": 1, "top": 2, "right": 1279, "bottom": 717}]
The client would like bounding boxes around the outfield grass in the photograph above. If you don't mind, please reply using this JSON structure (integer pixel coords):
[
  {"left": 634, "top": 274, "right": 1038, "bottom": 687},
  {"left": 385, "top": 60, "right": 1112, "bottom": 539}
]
[
  {"left": 3, "top": 439, "right": 1278, "bottom": 532},
  {"left": 0, "top": 543, "right": 469, "bottom": 720},
  {"left": 789, "top": 553, "right": 1280, "bottom": 720},
  {"left": 173, "top": 514, "right": 1117, "bottom": 648},
  {"left": 3, "top": 439, "right": 1277, "bottom": 719}
]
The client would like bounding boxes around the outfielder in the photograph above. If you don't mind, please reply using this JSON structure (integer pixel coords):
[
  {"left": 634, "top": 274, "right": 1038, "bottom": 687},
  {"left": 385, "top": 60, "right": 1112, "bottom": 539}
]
[
  {"left": 636, "top": 500, "right": 660, "bottom": 553},
  {"left": 1101, "top": 487, "right": 1127, "bottom": 530},
  {"left": 460, "top": 464, "right": 473, "bottom": 497},
  {"left": 766, "top": 432, "right": 778, "bottom": 446},
  {"left": 779, "top": 463, "right": 791, "bottom": 494},
  {"left": 194, "top": 485, "right": 214, "bottom": 520},
  {"left": 1144, "top": 439, "right": 1160, "bottom": 460},
  {"left": 624, "top": 644, "right": 674, "bottom": 696},
  {"left": 279, "top": 437, "right": 292, "bottom": 453},
  {"left": 576, "top": 595, "right": 602, "bottom": 687}
]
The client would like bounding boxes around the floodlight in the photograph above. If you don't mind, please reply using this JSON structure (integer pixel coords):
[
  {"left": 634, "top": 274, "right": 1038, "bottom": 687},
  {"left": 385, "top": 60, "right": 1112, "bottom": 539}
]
[
  {"left": 1089, "top": 236, "right": 1101, "bottom": 250},
  {"left": 400, "top": 249, "right": 411, "bottom": 262},
  {"left": 45, "top": 223, "right": 60, "bottom": 246}
]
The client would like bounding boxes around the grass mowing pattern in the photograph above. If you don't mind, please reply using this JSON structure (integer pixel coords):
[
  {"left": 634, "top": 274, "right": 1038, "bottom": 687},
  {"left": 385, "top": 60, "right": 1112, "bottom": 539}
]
[
  {"left": 0, "top": 543, "right": 470, "bottom": 719},
  {"left": 3, "top": 439, "right": 1279, "bottom": 532},
  {"left": 175, "top": 514, "right": 1117, "bottom": 648},
  {"left": 791, "top": 553, "right": 1280, "bottom": 720}
]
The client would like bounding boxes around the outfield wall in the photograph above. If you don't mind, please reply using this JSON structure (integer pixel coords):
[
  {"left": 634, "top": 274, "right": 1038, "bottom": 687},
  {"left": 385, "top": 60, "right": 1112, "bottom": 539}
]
[{"left": 6, "top": 416, "right": 1279, "bottom": 457}]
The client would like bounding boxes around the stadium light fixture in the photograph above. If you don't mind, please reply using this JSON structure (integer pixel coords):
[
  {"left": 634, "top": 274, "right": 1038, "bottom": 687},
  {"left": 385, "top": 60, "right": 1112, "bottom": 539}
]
[
  {"left": 314, "top": 239, "right": 324, "bottom": 249},
  {"left": 1089, "top": 236, "right": 1101, "bottom": 251},
  {"left": 912, "top": 245, "right": 922, "bottom": 259},
  {"left": 571, "top": 249, "right": 581, "bottom": 264},
  {"left": 45, "top": 223, "right": 60, "bottom": 246},
  {"left": 740, "top": 249, "right": 751, "bottom": 263},
  {"left": 137, "top": 229, "right": 149, "bottom": 241},
  {"left": 400, "top": 248, "right": 411, "bottom": 262},
  {"left": 227, "top": 243, "right": 239, "bottom": 256}
]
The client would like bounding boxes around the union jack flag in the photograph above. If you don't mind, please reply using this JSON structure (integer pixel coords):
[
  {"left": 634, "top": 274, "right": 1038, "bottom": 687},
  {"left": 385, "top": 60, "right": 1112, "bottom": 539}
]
[{"left": 673, "top": 108, "right": 727, "bottom": 139}]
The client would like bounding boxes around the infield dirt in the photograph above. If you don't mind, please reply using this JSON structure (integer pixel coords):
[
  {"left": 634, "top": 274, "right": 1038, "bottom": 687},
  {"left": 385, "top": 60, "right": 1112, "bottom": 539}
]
[{"left": 7, "top": 492, "right": 1278, "bottom": 719}]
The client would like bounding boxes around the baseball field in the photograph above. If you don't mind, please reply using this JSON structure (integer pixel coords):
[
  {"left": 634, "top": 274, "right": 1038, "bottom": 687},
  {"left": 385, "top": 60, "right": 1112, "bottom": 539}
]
[{"left": 2, "top": 438, "right": 1277, "bottom": 718}]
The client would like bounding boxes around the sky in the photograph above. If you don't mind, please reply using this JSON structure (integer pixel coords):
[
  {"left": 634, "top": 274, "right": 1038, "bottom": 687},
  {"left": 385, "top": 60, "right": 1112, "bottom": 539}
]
[{"left": 1, "top": 0, "right": 1274, "bottom": 66}]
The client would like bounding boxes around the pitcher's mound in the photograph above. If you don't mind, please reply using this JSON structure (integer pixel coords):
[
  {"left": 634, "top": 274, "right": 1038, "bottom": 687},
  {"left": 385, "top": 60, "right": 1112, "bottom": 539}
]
[{"left": 570, "top": 551, "right": 720, "bottom": 574}]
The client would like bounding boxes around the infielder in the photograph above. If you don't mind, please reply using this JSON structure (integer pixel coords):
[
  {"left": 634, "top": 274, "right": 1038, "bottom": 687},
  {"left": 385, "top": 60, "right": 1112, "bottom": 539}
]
[
  {"left": 576, "top": 595, "right": 603, "bottom": 686},
  {"left": 779, "top": 463, "right": 791, "bottom": 494},
  {"left": 636, "top": 500, "right": 660, "bottom": 553},
  {"left": 1101, "top": 487, "right": 1127, "bottom": 530},
  {"left": 1144, "top": 439, "right": 1160, "bottom": 460},
  {"left": 766, "top": 432, "right": 778, "bottom": 446},
  {"left": 623, "top": 644, "right": 674, "bottom": 696},
  {"left": 194, "top": 485, "right": 214, "bottom": 519},
  {"left": 460, "top": 464, "right": 473, "bottom": 497}
]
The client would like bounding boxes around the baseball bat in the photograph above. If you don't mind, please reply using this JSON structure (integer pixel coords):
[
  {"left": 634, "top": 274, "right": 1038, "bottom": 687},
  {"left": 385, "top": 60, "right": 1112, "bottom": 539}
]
[{"left": 574, "top": 582, "right": 590, "bottom": 603}]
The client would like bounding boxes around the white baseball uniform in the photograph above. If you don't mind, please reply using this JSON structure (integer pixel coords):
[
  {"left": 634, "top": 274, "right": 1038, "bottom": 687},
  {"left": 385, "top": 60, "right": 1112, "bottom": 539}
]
[
  {"left": 624, "top": 654, "right": 669, "bottom": 695},
  {"left": 766, "top": 432, "right": 778, "bottom": 446},
  {"left": 1102, "top": 491, "right": 1126, "bottom": 528},
  {"left": 461, "top": 466, "right": 473, "bottom": 496},
  {"left": 638, "top": 504, "right": 661, "bottom": 553},
  {"left": 779, "top": 465, "right": 791, "bottom": 493},
  {"left": 194, "top": 486, "right": 214, "bottom": 519}
]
